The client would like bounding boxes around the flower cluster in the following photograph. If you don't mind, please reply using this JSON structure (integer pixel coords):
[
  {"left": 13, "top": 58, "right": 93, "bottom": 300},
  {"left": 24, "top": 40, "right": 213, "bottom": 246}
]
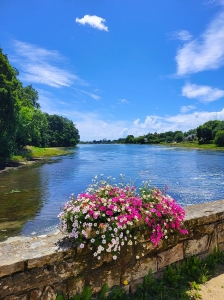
[{"left": 58, "top": 175, "right": 188, "bottom": 260}]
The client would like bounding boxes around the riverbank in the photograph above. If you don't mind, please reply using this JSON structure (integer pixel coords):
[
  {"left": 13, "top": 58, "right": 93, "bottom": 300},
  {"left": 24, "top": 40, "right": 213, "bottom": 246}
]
[{"left": 0, "top": 146, "right": 76, "bottom": 174}]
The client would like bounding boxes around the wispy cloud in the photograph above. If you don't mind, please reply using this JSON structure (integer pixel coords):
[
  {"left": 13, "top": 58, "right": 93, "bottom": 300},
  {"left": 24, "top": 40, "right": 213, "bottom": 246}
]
[
  {"left": 170, "top": 30, "right": 192, "bottom": 41},
  {"left": 180, "top": 105, "right": 196, "bottom": 113},
  {"left": 119, "top": 98, "right": 130, "bottom": 104},
  {"left": 76, "top": 15, "right": 108, "bottom": 31},
  {"left": 182, "top": 83, "right": 224, "bottom": 103},
  {"left": 175, "top": 11, "right": 224, "bottom": 75},
  {"left": 73, "top": 88, "right": 101, "bottom": 100},
  {"left": 11, "top": 40, "right": 86, "bottom": 88}
]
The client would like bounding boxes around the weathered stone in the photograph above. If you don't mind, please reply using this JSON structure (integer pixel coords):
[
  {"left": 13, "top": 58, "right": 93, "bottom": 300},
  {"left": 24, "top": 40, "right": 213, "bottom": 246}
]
[
  {"left": 157, "top": 243, "right": 183, "bottom": 269},
  {"left": 67, "top": 277, "right": 85, "bottom": 298},
  {"left": 15, "top": 295, "right": 28, "bottom": 300},
  {"left": 195, "top": 224, "right": 215, "bottom": 235},
  {"left": 87, "top": 263, "right": 121, "bottom": 294},
  {"left": 41, "top": 286, "right": 56, "bottom": 300},
  {"left": 218, "top": 242, "right": 224, "bottom": 251},
  {"left": 184, "top": 235, "right": 209, "bottom": 257},
  {"left": 30, "top": 289, "right": 43, "bottom": 300},
  {"left": 130, "top": 256, "right": 157, "bottom": 280},
  {"left": 0, "top": 200, "right": 224, "bottom": 298},
  {"left": 218, "top": 230, "right": 224, "bottom": 244},
  {"left": 27, "top": 252, "right": 64, "bottom": 269},
  {"left": 0, "top": 261, "right": 24, "bottom": 277},
  {"left": 52, "top": 283, "right": 67, "bottom": 299},
  {"left": 217, "top": 222, "right": 224, "bottom": 232}
]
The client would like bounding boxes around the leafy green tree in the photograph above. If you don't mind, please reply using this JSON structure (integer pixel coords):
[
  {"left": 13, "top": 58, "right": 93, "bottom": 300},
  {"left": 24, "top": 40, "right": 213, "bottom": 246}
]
[
  {"left": 0, "top": 48, "right": 20, "bottom": 160},
  {"left": 174, "top": 132, "right": 184, "bottom": 143},
  {"left": 18, "top": 84, "right": 40, "bottom": 108},
  {"left": 214, "top": 130, "right": 224, "bottom": 147},
  {"left": 125, "top": 135, "right": 135, "bottom": 143},
  {"left": 16, "top": 108, "right": 49, "bottom": 148},
  {"left": 45, "top": 114, "right": 80, "bottom": 147},
  {"left": 197, "top": 120, "right": 221, "bottom": 142}
]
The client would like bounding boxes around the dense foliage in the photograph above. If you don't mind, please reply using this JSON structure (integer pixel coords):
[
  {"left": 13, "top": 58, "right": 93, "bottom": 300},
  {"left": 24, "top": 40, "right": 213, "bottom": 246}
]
[{"left": 0, "top": 48, "right": 80, "bottom": 160}]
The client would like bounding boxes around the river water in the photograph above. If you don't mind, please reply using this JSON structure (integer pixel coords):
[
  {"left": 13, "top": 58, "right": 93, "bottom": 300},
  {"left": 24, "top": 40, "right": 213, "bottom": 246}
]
[{"left": 0, "top": 144, "right": 224, "bottom": 241}]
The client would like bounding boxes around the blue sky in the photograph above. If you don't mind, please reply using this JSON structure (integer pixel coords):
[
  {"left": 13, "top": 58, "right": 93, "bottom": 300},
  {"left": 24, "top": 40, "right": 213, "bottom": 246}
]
[{"left": 1, "top": 0, "right": 224, "bottom": 141}]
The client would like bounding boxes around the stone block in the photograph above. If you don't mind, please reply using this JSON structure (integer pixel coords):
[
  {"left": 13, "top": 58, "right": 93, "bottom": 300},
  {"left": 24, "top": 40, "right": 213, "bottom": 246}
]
[
  {"left": 184, "top": 235, "right": 209, "bottom": 258},
  {"left": 67, "top": 277, "right": 85, "bottom": 298},
  {"left": 41, "top": 286, "right": 56, "bottom": 300},
  {"left": 30, "top": 289, "right": 43, "bottom": 300},
  {"left": 158, "top": 243, "right": 183, "bottom": 269},
  {"left": 195, "top": 224, "right": 215, "bottom": 235},
  {"left": 27, "top": 252, "right": 64, "bottom": 269},
  {"left": 218, "top": 230, "right": 224, "bottom": 244},
  {"left": 130, "top": 256, "right": 157, "bottom": 281},
  {"left": 0, "top": 261, "right": 24, "bottom": 277}
]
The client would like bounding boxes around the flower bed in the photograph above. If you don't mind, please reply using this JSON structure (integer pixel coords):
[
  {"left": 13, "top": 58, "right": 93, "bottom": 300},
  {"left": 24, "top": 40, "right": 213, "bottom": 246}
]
[{"left": 58, "top": 175, "right": 188, "bottom": 260}]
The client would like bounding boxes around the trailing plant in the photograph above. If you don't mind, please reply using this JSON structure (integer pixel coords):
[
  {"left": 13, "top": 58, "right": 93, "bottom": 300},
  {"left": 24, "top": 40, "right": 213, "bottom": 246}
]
[{"left": 58, "top": 175, "right": 188, "bottom": 260}]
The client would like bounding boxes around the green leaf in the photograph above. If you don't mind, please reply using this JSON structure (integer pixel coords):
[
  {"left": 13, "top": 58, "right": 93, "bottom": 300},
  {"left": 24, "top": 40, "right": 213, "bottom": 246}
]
[
  {"left": 81, "top": 286, "right": 92, "bottom": 300},
  {"left": 98, "top": 283, "right": 109, "bottom": 300}
]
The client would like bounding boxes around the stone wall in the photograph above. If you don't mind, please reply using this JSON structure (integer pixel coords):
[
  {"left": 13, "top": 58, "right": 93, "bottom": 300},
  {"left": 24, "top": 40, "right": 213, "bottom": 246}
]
[{"left": 0, "top": 199, "right": 224, "bottom": 300}]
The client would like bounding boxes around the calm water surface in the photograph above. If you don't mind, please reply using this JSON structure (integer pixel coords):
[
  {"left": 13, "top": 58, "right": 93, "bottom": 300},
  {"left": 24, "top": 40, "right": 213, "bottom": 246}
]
[{"left": 0, "top": 144, "right": 224, "bottom": 240}]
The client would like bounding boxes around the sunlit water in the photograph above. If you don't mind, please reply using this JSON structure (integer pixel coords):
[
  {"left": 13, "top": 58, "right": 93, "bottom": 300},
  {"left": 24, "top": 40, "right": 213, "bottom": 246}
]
[{"left": 0, "top": 144, "right": 224, "bottom": 240}]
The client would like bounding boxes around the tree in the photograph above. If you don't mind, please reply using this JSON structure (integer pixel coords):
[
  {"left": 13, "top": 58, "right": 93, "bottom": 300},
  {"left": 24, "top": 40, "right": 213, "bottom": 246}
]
[
  {"left": 0, "top": 48, "right": 20, "bottom": 160},
  {"left": 197, "top": 120, "right": 221, "bottom": 142},
  {"left": 16, "top": 108, "right": 49, "bottom": 148},
  {"left": 45, "top": 114, "right": 80, "bottom": 147},
  {"left": 18, "top": 84, "right": 40, "bottom": 109},
  {"left": 174, "top": 132, "right": 184, "bottom": 143},
  {"left": 125, "top": 135, "right": 135, "bottom": 143},
  {"left": 214, "top": 130, "right": 224, "bottom": 147}
]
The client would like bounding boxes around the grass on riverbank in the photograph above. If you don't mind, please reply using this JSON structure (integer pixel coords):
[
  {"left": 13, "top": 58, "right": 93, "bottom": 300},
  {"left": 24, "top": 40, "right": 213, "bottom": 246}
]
[
  {"left": 161, "top": 141, "right": 224, "bottom": 151},
  {"left": 11, "top": 146, "right": 76, "bottom": 162}
]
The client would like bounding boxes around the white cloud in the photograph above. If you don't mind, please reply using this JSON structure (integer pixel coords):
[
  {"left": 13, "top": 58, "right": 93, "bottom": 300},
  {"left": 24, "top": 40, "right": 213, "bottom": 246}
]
[
  {"left": 176, "top": 11, "right": 224, "bottom": 75},
  {"left": 180, "top": 105, "right": 196, "bottom": 113},
  {"left": 76, "top": 15, "right": 108, "bottom": 31},
  {"left": 37, "top": 91, "right": 224, "bottom": 140},
  {"left": 170, "top": 30, "right": 192, "bottom": 41},
  {"left": 79, "top": 90, "right": 101, "bottom": 100},
  {"left": 182, "top": 83, "right": 224, "bottom": 103},
  {"left": 119, "top": 99, "right": 130, "bottom": 104},
  {"left": 11, "top": 40, "right": 85, "bottom": 88},
  {"left": 132, "top": 109, "right": 224, "bottom": 136}
]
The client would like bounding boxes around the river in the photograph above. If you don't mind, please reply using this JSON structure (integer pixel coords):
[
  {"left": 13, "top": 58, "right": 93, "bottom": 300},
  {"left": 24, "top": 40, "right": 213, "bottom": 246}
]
[{"left": 0, "top": 144, "right": 224, "bottom": 241}]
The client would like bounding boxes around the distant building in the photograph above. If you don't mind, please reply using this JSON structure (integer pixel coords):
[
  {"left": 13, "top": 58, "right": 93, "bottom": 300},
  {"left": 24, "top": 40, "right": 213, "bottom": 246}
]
[{"left": 184, "top": 134, "right": 197, "bottom": 141}]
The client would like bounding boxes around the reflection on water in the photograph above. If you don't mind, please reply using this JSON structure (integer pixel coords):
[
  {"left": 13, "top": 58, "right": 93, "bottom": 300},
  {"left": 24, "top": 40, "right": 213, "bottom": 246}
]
[{"left": 0, "top": 144, "right": 224, "bottom": 241}]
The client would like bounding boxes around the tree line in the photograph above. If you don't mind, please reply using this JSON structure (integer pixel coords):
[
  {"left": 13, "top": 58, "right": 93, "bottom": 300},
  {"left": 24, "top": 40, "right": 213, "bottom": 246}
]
[
  {"left": 124, "top": 120, "right": 224, "bottom": 146},
  {"left": 87, "top": 121, "right": 224, "bottom": 147},
  {"left": 0, "top": 48, "right": 80, "bottom": 160}
]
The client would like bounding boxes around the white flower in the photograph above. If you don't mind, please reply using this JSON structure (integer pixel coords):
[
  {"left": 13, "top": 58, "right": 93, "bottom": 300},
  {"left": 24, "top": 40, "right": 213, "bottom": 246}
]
[
  {"left": 90, "top": 238, "right": 95, "bottom": 243},
  {"left": 113, "top": 255, "right": 117, "bottom": 260},
  {"left": 136, "top": 255, "right": 140, "bottom": 259},
  {"left": 102, "top": 240, "right": 106, "bottom": 244},
  {"left": 93, "top": 252, "right": 97, "bottom": 257},
  {"left": 79, "top": 243, "right": 85, "bottom": 249}
]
